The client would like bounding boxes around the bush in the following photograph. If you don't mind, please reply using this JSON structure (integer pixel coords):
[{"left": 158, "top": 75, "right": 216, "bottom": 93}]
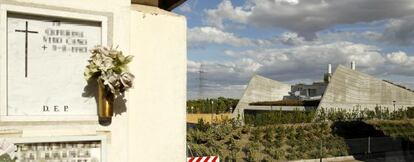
[
  {"left": 241, "top": 125, "right": 251, "bottom": 134},
  {"left": 187, "top": 130, "right": 210, "bottom": 144},
  {"left": 195, "top": 118, "right": 210, "bottom": 132},
  {"left": 262, "top": 127, "right": 274, "bottom": 142},
  {"left": 250, "top": 129, "right": 262, "bottom": 142},
  {"left": 261, "top": 156, "right": 272, "bottom": 162},
  {"left": 213, "top": 129, "right": 226, "bottom": 141},
  {"left": 190, "top": 144, "right": 216, "bottom": 157},
  {"left": 407, "top": 107, "right": 414, "bottom": 118},
  {"left": 265, "top": 147, "right": 285, "bottom": 160},
  {"left": 274, "top": 126, "right": 286, "bottom": 140},
  {"left": 243, "top": 142, "right": 261, "bottom": 162}
]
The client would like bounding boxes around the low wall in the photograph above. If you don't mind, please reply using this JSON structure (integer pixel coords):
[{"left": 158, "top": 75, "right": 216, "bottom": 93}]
[{"left": 187, "top": 113, "right": 232, "bottom": 124}]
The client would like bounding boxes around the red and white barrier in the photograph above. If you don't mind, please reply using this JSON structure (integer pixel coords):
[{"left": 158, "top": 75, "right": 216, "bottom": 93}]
[{"left": 187, "top": 156, "right": 219, "bottom": 162}]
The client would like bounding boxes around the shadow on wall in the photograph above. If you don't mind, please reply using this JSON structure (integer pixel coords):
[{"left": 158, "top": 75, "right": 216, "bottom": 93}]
[
  {"left": 82, "top": 79, "right": 127, "bottom": 126},
  {"left": 331, "top": 121, "right": 385, "bottom": 139},
  {"left": 332, "top": 121, "right": 414, "bottom": 161}
]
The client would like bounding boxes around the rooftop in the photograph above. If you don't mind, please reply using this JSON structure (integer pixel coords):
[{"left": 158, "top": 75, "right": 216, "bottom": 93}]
[{"left": 132, "top": 0, "right": 186, "bottom": 11}]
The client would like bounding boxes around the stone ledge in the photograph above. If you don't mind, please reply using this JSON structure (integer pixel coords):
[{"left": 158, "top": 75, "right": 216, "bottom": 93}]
[{"left": 0, "top": 129, "right": 23, "bottom": 137}]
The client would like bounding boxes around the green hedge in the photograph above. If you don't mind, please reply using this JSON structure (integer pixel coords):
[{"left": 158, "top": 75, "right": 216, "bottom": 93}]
[
  {"left": 244, "top": 107, "right": 414, "bottom": 126},
  {"left": 244, "top": 110, "right": 316, "bottom": 126},
  {"left": 187, "top": 97, "right": 239, "bottom": 114}
]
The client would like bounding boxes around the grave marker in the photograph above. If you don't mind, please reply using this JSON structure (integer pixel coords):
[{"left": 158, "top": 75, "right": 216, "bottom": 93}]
[{"left": 0, "top": 5, "right": 108, "bottom": 121}]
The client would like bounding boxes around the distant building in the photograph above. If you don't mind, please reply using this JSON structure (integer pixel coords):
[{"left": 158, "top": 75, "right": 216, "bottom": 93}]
[
  {"left": 284, "top": 82, "right": 328, "bottom": 101},
  {"left": 233, "top": 62, "right": 414, "bottom": 119}
]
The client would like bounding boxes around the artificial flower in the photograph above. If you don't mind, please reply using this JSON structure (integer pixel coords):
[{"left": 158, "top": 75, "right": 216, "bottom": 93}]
[{"left": 85, "top": 45, "right": 135, "bottom": 98}]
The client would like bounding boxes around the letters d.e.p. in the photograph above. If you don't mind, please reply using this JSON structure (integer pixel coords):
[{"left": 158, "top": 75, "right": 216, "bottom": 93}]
[{"left": 42, "top": 105, "right": 69, "bottom": 112}]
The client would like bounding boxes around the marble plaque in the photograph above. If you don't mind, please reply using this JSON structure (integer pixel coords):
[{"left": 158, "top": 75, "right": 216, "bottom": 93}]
[
  {"left": 6, "top": 13, "right": 102, "bottom": 117},
  {"left": 15, "top": 141, "right": 101, "bottom": 162}
]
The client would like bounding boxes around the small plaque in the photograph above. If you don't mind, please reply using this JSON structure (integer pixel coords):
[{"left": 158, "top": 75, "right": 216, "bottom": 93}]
[{"left": 15, "top": 141, "right": 102, "bottom": 162}]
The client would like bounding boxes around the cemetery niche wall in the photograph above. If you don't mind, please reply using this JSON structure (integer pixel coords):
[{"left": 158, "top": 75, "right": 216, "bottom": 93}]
[
  {"left": 0, "top": 3, "right": 113, "bottom": 162},
  {"left": 0, "top": 0, "right": 187, "bottom": 161}
]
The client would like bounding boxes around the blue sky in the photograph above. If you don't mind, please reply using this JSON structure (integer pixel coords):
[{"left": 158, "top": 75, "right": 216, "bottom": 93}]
[{"left": 173, "top": 0, "right": 414, "bottom": 99}]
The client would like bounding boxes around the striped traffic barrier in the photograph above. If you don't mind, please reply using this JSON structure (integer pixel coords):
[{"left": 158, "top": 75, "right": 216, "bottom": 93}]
[{"left": 187, "top": 156, "right": 219, "bottom": 162}]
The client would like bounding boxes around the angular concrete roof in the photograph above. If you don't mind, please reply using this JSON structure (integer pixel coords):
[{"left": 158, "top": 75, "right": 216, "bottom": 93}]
[
  {"left": 232, "top": 75, "right": 291, "bottom": 118},
  {"left": 318, "top": 65, "right": 414, "bottom": 110}
]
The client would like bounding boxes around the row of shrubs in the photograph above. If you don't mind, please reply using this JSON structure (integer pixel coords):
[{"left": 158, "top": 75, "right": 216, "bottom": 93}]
[
  {"left": 187, "top": 119, "right": 348, "bottom": 161},
  {"left": 188, "top": 107, "right": 414, "bottom": 161},
  {"left": 316, "top": 107, "right": 414, "bottom": 122},
  {"left": 244, "top": 110, "right": 316, "bottom": 126},
  {"left": 245, "top": 107, "right": 414, "bottom": 126}
]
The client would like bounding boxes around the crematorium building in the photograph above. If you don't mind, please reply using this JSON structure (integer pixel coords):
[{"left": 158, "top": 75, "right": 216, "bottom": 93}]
[{"left": 233, "top": 62, "right": 414, "bottom": 119}]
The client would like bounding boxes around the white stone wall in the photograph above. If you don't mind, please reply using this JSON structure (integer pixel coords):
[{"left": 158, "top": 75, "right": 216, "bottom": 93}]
[
  {"left": 129, "top": 4, "right": 187, "bottom": 162},
  {"left": 0, "top": 1, "right": 186, "bottom": 162}
]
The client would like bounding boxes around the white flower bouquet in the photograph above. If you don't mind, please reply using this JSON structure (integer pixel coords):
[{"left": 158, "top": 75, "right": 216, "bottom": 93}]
[
  {"left": 84, "top": 46, "right": 135, "bottom": 98},
  {"left": 0, "top": 140, "right": 17, "bottom": 162}
]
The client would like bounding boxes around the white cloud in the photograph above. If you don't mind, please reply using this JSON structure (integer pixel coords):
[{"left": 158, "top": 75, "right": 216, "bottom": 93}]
[
  {"left": 187, "top": 60, "right": 202, "bottom": 73},
  {"left": 386, "top": 51, "right": 410, "bottom": 65},
  {"left": 187, "top": 26, "right": 271, "bottom": 47},
  {"left": 381, "top": 16, "right": 414, "bottom": 45},
  {"left": 187, "top": 82, "right": 247, "bottom": 99},
  {"left": 187, "top": 59, "right": 258, "bottom": 99},
  {"left": 316, "top": 31, "right": 383, "bottom": 43},
  {"left": 206, "top": 0, "right": 414, "bottom": 39},
  {"left": 188, "top": 41, "right": 414, "bottom": 99},
  {"left": 188, "top": 28, "right": 375, "bottom": 49},
  {"left": 279, "top": 32, "right": 307, "bottom": 46},
  {"left": 317, "top": 17, "right": 414, "bottom": 46},
  {"left": 383, "top": 51, "right": 414, "bottom": 77},
  {"left": 319, "top": 16, "right": 414, "bottom": 46},
  {"left": 205, "top": 0, "right": 251, "bottom": 29},
  {"left": 233, "top": 41, "right": 386, "bottom": 76},
  {"left": 188, "top": 41, "right": 408, "bottom": 99},
  {"left": 361, "top": 31, "right": 383, "bottom": 41}
]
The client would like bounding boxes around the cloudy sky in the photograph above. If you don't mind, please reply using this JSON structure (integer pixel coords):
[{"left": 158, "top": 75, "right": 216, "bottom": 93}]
[{"left": 174, "top": 0, "right": 414, "bottom": 100}]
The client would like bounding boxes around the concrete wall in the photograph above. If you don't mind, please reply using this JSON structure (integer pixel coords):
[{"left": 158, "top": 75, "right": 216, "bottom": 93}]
[
  {"left": 233, "top": 75, "right": 291, "bottom": 119},
  {"left": 319, "top": 65, "right": 414, "bottom": 110},
  {"left": 129, "top": 4, "right": 186, "bottom": 162},
  {"left": 0, "top": 1, "right": 186, "bottom": 162}
]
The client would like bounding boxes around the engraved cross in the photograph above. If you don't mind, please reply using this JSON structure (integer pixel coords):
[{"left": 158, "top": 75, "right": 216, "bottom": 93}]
[{"left": 15, "top": 21, "right": 38, "bottom": 78}]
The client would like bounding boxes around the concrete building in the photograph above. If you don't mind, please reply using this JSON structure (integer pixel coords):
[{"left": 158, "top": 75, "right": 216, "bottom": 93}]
[
  {"left": 233, "top": 63, "right": 414, "bottom": 119},
  {"left": 319, "top": 65, "right": 414, "bottom": 110},
  {"left": 233, "top": 75, "right": 290, "bottom": 119}
]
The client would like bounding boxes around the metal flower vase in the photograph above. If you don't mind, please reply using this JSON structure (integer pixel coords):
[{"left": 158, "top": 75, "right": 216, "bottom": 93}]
[{"left": 98, "top": 80, "right": 114, "bottom": 118}]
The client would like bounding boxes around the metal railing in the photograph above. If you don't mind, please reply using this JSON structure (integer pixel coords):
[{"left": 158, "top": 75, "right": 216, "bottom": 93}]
[{"left": 345, "top": 136, "right": 408, "bottom": 154}]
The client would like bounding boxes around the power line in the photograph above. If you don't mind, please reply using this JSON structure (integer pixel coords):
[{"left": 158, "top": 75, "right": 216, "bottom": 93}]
[{"left": 198, "top": 64, "right": 206, "bottom": 99}]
